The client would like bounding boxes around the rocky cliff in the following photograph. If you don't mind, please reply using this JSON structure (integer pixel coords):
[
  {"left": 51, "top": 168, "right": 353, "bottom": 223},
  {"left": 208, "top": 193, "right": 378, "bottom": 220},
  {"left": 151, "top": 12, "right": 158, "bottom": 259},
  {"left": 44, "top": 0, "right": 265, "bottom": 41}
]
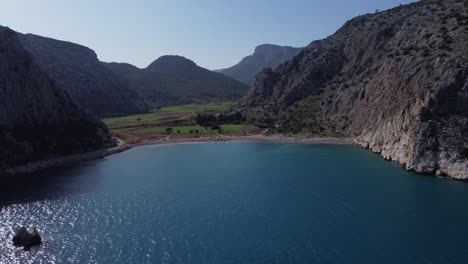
[
  {"left": 217, "top": 44, "right": 302, "bottom": 84},
  {"left": 19, "top": 34, "right": 148, "bottom": 117},
  {"left": 0, "top": 26, "right": 113, "bottom": 172},
  {"left": 239, "top": 0, "right": 468, "bottom": 179},
  {"left": 104, "top": 55, "right": 249, "bottom": 108}
]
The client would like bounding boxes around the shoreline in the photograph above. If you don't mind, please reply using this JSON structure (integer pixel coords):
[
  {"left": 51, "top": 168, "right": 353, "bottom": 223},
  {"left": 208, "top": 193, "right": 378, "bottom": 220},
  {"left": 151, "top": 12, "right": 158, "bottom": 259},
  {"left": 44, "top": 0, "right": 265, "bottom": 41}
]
[
  {"left": 133, "top": 134, "right": 355, "bottom": 147},
  {"left": 2, "top": 135, "right": 353, "bottom": 177},
  {"left": 3, "top": 144, "right": 132, "bottom": 177}
]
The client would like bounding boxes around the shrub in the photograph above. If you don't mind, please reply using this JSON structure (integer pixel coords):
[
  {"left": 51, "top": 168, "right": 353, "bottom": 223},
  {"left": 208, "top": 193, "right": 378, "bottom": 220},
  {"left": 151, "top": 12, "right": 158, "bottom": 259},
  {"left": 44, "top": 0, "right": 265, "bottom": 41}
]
[{"left": 210, "top": 124, "right": 221, "bottom": 130}]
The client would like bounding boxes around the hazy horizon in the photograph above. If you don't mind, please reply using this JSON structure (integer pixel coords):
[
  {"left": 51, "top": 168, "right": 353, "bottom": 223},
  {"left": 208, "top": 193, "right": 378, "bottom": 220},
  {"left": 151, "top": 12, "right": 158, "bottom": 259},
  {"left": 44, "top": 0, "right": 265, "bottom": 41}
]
[{"left": 1, "top": 0, "right": 414, "bottom": 70}]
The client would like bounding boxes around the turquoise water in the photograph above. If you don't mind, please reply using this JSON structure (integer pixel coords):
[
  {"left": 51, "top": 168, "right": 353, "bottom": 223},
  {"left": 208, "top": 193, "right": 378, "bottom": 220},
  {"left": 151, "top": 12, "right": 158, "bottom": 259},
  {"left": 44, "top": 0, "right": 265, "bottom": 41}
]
[{"left": 1, "top": 142, "right": 468, "bottom": 263}]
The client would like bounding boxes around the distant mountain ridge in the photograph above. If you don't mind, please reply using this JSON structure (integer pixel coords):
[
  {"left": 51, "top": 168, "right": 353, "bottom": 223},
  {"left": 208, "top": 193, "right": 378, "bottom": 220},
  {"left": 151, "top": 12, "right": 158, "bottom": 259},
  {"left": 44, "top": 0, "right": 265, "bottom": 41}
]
[
  {"left": 0, "top": 26, "right": 113, "bottom": 172},
  {"left": 18, "top": 34, "right": 148, "bottom": 117},
  {"left": 103, "top": 55, "right": 249, "bottom": 109},
  {"left": 217, "top": 44, "right": 302, "bottom": 84}
]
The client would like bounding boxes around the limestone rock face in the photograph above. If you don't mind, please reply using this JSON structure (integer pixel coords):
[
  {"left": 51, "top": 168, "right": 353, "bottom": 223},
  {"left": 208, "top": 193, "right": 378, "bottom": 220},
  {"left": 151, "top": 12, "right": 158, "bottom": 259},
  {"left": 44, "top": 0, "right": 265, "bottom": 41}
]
[
  {"left": 0, "top": 26, "right": 113, "bottom": 171},
  {"left": 19, "top": 33, "right": 148, "bottom": 117},
  {"left": 239, "top": 0, "right": 468, "bottom": 179},
  {"left": 217, "top": 44, "right": 302, "bottom": 84}
]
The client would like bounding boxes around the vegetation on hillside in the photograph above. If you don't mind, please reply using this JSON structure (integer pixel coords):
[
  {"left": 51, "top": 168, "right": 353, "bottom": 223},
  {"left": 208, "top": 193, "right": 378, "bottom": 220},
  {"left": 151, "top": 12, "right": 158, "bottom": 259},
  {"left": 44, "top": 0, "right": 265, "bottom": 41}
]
[{"left": 103, "top": 56, "right": 248, "bottom": 108}]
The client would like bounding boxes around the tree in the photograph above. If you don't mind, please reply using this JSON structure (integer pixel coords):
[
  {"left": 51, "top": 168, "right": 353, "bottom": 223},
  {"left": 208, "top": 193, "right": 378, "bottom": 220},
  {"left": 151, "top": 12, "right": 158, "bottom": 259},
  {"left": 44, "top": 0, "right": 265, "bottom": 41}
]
[
  {"left": 196, "top": 114, "right": 218, "bottom": 128},
  {"left": 177, "top": 130, "right": 181, "bottom": 133},
  {"left": 210, "top": 124, "right": 221, "bottom": 131},
  {"left": 166, "top": 127, "right": 173, "bottom": 134}
]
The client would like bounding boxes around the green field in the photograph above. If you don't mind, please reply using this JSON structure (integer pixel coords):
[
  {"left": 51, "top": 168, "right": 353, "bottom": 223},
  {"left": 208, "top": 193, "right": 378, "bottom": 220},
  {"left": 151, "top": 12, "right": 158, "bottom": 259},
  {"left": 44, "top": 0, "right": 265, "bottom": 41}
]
[
  {"left": 220, "top": 124, "right": 245, "bottom": 133},
  {"left": 104, "top": 102, "right": 237, "bottom": 129},
  {"left": 103, "top": 102, "right": 245, "bottom": 137},
  {"left": 128, "top": 125, "right": 208, "bottom": 135},
  {"left": 157, "top": 102, "right": 237, "bottom": 113},
  {"left": 122, "top": 124, "right": 246, "bottom": 136}
]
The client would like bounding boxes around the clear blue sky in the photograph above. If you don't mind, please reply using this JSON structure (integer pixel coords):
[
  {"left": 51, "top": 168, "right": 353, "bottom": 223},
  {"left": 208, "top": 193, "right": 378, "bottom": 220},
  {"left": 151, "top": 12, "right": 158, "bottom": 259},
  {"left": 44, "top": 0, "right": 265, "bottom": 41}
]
[{"left": 1, "top": 0, "right": 415, "bottom": 69}]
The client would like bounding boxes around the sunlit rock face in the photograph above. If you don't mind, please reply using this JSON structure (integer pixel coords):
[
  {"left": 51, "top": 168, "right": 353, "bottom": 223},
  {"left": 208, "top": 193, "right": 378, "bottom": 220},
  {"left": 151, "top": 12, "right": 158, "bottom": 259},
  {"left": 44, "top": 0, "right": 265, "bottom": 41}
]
[
  {"left": 217, "top": 44, "right": 302, "bottom": 84},
  {"left": 240, "top": 0, "right": 468, "bottom": 179}
]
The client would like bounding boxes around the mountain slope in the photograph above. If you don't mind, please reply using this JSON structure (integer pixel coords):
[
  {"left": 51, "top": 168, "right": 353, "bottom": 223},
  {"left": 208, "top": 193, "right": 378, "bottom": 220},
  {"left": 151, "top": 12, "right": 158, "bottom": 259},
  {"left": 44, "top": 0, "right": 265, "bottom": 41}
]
[
  {"left": 0, "top": 26, "right": 113, "bottom": 171},
  {"left": 239, "top": 0, "right": 468, "bottom": 179},
  {"left": 103, "top": 55, "right": 249, "bottom": 108},
  {"left": 19, "top": 34, "right": 148, "bottom": 117},
  {"left": 217, "top": 44, "right": 302, "bottom": 84}
]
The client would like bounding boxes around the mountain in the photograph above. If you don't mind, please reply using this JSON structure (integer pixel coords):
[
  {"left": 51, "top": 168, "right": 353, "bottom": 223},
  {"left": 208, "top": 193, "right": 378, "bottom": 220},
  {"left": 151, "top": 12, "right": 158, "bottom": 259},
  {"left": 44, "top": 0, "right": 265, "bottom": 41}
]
[
  {"left": 0, "top": 26, "right": 113, "bottom": 171},
  {"left": 103, "top": 55, "right": 249, "bottom": 108},
  {"left": 217, "top": 44, "right": 302, "bottom": 84},
  {"left": 239, "top": 0, "right": 468, "bottom": 179},
  {"left": 18, "top": 34, "right": 148, "bottom": 117}
]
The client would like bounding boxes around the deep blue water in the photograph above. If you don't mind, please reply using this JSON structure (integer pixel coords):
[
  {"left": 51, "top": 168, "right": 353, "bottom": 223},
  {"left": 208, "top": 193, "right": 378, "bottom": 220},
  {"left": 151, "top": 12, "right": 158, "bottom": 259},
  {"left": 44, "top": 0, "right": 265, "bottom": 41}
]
[{"left": 1, "top": 142, "right": 468, "bottom": 263}]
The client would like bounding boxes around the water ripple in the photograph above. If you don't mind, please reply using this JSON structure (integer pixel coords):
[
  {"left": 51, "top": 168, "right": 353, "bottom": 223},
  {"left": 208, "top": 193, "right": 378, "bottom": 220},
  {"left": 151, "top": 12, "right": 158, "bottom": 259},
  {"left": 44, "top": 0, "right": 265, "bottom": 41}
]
[{"left": 1, "top": 143, "right": 468, "bottom": 263}]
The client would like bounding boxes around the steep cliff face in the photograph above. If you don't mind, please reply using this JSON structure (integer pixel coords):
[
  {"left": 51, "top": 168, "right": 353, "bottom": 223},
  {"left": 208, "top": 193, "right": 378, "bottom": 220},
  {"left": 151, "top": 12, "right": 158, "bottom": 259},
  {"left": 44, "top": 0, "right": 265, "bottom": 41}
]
[
  {"left": 217, "top": 44, "right": 302, "bottom": 84},
  {"left": 240, "top": 0, "right": 468, "bottom": 179},
  {"left": 104, "top": 56, "right": 249, "bottom": 108},
  {"left": 19, "top": 34, "right": 148, "bottom": 117},
  {"left": 0, "top": 27, "right": 113, "bottom": 171}
]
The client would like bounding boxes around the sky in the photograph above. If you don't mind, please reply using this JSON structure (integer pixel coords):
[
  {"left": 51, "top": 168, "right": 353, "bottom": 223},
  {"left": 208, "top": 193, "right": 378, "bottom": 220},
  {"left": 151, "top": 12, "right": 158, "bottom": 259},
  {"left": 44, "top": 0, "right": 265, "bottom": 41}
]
[{"left": 0, "top": 0, "right": 415, "bottom": 70}]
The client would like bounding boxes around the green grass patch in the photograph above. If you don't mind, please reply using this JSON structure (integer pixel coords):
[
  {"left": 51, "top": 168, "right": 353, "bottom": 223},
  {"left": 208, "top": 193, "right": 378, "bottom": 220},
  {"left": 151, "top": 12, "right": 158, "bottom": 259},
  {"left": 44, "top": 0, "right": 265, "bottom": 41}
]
[
  {"left": 126, "top": 124, "right": 245, "bottom": 136},
  {"left": 103, "top": 113, "right": 165, "bottom": 129},
  {"left": 220, "top": 124, "right": 245, "bottom": 133},
  {"left": 103, "top": 102, "right": 237, "bottom": 130},
  {"left": 129, "top": 125, "right": 207, "bottom": 135},
  {"left": 157, "top": 102, "right": 237, "bottom": 113}
]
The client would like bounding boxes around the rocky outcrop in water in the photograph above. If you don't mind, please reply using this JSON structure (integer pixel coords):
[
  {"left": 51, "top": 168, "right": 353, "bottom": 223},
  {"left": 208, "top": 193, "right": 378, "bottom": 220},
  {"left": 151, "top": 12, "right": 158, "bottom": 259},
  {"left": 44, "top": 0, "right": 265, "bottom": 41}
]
[
  {"left": 19, "top": 33, "right": 148, "bottom": 117},
  {"left": 103, "top": 56, "right": 249, "bottom": 108},
  {"left": 239, "top": 0, "right": 468, "bottom": 179},
  {"left": 0, "top": 26, "right": 114, "bottom": 172},
  {"left": 13, "top": 226, "right": 42, "bottom": 249},
  {"left": 217, "top": 44, "right": 302, "bottom": 84}
]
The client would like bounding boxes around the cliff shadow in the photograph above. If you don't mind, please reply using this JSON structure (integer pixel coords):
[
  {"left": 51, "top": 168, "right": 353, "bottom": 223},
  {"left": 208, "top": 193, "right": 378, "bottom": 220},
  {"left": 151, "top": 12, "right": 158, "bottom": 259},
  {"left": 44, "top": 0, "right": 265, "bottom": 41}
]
[{"left": 0, "top": 161, "right": 103, "bottom": 208}]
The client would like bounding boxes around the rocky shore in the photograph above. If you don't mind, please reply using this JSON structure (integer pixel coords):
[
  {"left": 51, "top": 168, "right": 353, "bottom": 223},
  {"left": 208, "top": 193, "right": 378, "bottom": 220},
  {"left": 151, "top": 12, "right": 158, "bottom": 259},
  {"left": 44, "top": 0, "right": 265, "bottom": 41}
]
[
  {"left": 4, "top": 133, "right": 465, "bottom": 181},
  {"left": 239, "top": 0, "right": 468, "bottom": 179},
  {"left": 3, "top": 144, "right": 131, "bottom": 177}
]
